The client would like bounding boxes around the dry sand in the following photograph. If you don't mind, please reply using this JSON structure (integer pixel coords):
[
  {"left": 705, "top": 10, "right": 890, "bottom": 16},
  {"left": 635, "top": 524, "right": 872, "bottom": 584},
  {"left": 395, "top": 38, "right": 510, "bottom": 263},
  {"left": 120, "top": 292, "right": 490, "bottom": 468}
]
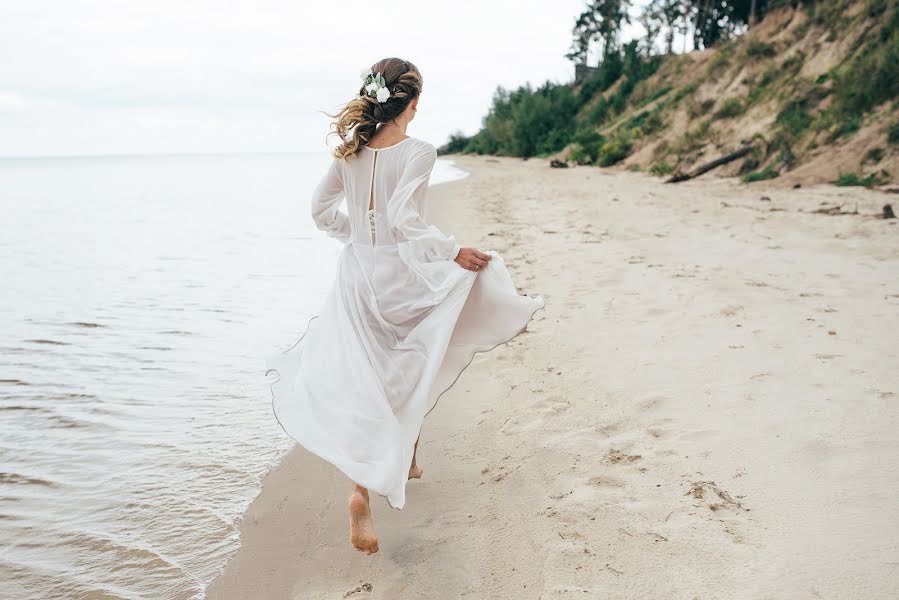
[{"left": 206, "top": 156, "right": 899, "bottom": 599}]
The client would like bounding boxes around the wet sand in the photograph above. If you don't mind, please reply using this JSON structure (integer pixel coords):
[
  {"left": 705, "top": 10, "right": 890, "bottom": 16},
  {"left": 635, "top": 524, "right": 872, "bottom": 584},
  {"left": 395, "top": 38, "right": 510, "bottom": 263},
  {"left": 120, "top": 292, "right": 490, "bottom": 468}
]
[{"left": 206, "top": 155, "right": 899, "bottom": 599}]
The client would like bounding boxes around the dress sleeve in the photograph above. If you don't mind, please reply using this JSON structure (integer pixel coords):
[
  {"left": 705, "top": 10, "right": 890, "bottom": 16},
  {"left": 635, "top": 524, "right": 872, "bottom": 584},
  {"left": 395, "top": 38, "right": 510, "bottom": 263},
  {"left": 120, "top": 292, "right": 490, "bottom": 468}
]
[
  {"left": 387, "top": 144, "right": 461, "bottom": 261},
  {"left": 310, "top": 158, "right": 351, "bottom": 243}
]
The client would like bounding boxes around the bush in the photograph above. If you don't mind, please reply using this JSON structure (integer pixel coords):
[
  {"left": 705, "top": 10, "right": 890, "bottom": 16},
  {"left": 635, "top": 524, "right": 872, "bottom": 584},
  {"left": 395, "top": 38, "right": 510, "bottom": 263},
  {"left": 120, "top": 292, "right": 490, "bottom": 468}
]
[
  {"left": 675, "top": 119, "right": 712, "bottom": 153},
  {"left": 622, "top": 108, "right": 667, "bottom": 137},
  {"left": 567, "top": 144, "right": 593, "bottom": 165},
  {"left": 831, "top": 7, "right": 899, "bottom": 119},
  {"left": 439, "top": 131, "right": 471, "bottom": 155},
  {"left": 887, "top": 121, "right": 899, "bottom": 145},
  {"left": 865, "top": 147, "right": 885, "bottom": 163},
  {"left": 746, "top": 38, "right": 777, "bottom": 59},
  {"left": 867, "top": 0, "right": 888, "bottom": 17},
  {"left": 650, "top": 162, "right": 674, "bottom": 176},
  {"left": 715, "top": 97, "right": 745, "bottom": 119},
  {"left": 829, "top": 114, "right": 861, "bottom": 140},
  {"left": 835, "top": 172, "right": 879, "bottom": 187},
  {"left": 776, "top": 100, "right": 814, "bottom": 139},
  {"left": 568, "top": 129, "right": 606, "bottom": 164},
  {"left": 636, "top": 84, "right": 672, "bottom": 108},
  {"left": 597, "top": 137, "right": 631, "bottom": 166},
  {"left": 742, "top": 167, "right": 779, "bottom": 182}
]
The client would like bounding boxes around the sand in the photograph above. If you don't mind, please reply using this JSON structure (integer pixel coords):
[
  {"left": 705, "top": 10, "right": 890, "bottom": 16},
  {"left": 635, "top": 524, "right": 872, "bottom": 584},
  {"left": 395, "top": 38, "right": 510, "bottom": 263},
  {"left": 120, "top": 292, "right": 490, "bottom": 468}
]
[{"left": 205, "top": 156, "right": 899, "bottom": 600}]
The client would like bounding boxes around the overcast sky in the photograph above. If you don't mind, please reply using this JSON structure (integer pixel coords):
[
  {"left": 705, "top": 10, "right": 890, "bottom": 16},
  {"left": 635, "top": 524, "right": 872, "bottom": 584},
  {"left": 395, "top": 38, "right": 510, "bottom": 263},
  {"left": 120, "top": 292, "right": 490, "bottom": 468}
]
[{"left": 0, "top": 0, "right": 620, "bottom": 157}]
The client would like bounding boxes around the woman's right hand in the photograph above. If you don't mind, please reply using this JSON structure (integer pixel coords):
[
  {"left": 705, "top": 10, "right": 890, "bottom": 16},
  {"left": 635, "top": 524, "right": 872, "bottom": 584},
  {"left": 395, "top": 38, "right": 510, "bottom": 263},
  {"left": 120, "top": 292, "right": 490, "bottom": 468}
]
[{"left": 455, "top": 247, "right": 492, "bottom": 272}]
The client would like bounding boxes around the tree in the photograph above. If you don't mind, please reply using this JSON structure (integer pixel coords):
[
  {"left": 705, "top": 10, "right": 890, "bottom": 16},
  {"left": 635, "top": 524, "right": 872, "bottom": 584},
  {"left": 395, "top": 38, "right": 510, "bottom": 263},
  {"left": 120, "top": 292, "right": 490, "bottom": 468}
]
[
  {"left": 643, "top": 0, "right": 685, "bottom": 55},
  {"left": 566, "top": 0, "right": 633, "bottom": 65}
]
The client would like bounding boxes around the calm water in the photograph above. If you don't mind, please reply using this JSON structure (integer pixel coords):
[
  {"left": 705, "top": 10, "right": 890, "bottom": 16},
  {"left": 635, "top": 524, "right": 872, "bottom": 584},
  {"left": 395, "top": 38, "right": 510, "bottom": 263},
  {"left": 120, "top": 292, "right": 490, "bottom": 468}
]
[{"left": 0, "top": 152, "right": 467, "bottom": 599}]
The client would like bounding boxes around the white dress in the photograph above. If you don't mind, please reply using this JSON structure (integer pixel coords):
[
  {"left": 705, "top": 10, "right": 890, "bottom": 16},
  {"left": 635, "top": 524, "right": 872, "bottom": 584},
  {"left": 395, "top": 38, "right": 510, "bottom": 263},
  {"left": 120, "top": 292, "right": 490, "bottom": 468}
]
[{"left": 267, "top": 136, "right": 544, "bottom": 509}]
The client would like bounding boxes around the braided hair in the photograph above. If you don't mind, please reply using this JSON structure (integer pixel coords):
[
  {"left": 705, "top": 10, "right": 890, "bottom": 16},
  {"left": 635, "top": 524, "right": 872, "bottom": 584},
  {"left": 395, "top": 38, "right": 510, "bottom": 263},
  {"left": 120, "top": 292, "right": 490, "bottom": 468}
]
[{"left": 328, "top": 58, "right": 423, "bottom": 160}]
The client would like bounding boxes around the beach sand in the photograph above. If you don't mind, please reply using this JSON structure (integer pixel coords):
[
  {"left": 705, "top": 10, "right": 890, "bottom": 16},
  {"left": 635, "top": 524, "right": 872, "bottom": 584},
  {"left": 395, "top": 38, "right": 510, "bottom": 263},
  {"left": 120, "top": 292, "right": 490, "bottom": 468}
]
[{"left": 206, "top": 156, "right": 899, "bottom": 599}]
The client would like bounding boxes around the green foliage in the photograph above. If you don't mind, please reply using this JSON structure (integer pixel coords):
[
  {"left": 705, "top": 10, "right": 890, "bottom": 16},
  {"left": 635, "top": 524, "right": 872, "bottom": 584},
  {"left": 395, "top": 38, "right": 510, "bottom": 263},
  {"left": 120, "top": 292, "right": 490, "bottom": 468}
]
[
  {"left": 829, "top": 115, "right": 861, "bottom": 140},
  {"left": 650, "top": 161, "right": 674, "bottom": 175},
  {"left": 781, "top": 52, "right": 806, "bottom": 77},
  {"left": 867, "top": 0, "right": 888, "bottom": 17},
  {"left": 742, "top": 166, "right": 779, "bottom": 182},
  {"left": 438, "top": 131, "right": 471, "bottom": 154},
  {"left": 688, "top": 99, "right": 715, "bottom": 119},
  {"left": 714, "top": 97, "right": 746, "bottom": 119},
  {"left": 705, "top": 44, "right": 734, "bottom": 77},
  {"left": 776, "top": 100, "right": 814, "bottom": 138},
  {"left": 461, "top": 82, "right": 579, "bottom": 157},
  {"left": 567, "top": 129, "right": 607, "bottom": 164},
  {"left": 461, "top": 36, "right": 663, "bottom": 163},
  {"left": 597, "top": 136, "right": 631, "bottom": 166},
  {"left": 865, "top": 147, "right": 885, "bottom": 163},
  {"left": 674, "top": 119, "right": 711, "bottom": 153},
  {"left": 746, "top": 38, "right": 776, "bottom": 58},
  {"left": 578, "top": 52, "right": 624, "bottom": 103},
  {"left": 671, "top": 82, "right": 698, "bottom": 105},
  {"left": 807, "top": 0, "right": 852, "bottom": 31},
  {"left": 565, "top": 129, "right": 631, "bottom": 167},
  {"left": 831, "top": 6, "right": 899, "bottom": 119},
  {"left": 451, "top": 0, "right": 896, "bottom": 184},
  {"left": 622, "top": 105, "right": 667, "bottom": 137},
  {"left": 835, "top": 172, "right": 880, "bottom": 187},
  {"left": 888, "top": 121, "right": 899, "bottom": 145},
  {"left": 634, "top": 83, "right": 672, "bottom": 107}
]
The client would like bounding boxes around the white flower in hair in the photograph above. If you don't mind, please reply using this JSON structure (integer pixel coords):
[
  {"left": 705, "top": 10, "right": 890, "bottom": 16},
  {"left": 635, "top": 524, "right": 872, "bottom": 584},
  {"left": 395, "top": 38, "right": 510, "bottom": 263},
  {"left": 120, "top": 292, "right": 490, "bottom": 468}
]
[{"left": 360, "top": 69, "right": 391, "bottom": 103}]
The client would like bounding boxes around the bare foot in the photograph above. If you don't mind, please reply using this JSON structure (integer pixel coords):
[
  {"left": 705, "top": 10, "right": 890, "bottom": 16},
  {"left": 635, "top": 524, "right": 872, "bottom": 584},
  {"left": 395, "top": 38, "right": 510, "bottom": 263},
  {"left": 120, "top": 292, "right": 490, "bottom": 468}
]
[
  {"left": 349, "top": 487, "right": 378, "bottom": 555},
  {"left": 408, "top": 436, "right": 422, "bottom": 480}
]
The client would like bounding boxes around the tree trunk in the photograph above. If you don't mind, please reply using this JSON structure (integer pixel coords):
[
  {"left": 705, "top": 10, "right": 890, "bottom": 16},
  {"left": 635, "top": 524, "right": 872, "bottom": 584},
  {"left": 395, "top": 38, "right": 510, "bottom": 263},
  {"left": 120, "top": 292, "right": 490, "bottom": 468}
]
[
  {"left": 749, "top": 0, "right": 758, "bottom": 27},
  {"left": 665, "top": 145, "right": 755, "bottom": 183}
]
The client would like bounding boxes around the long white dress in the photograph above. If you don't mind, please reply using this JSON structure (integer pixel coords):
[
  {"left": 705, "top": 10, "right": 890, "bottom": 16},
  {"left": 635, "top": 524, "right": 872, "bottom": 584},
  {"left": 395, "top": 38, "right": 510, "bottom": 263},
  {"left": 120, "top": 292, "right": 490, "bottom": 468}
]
[{"left": 267, "top": 136, "right": 544, "bottom": 509}]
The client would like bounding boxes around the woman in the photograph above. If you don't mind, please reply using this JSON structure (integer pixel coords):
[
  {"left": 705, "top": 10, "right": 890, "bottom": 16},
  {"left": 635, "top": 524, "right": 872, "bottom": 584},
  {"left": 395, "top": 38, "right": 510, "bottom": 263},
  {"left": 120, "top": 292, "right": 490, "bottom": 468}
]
[{"left": 267, "top": 57, "right": 543, "bottom": 555}]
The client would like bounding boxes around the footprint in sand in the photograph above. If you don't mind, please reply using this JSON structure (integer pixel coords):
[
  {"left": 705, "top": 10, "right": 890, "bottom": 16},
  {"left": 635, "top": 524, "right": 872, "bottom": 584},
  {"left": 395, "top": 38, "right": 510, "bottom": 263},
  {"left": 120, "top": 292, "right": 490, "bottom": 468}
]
[
  {"left": 500, "top": 414, "right": 542, "bottom": 435},
  {"left": 645, "top": 427, "right": 669, "bottom": 439},
  {"left": 686, "top": 481, "right": 748, "bottom": 513},
  {"left": 636, "top": 393, "right": 667, "bottom": 411},
  {"left": 588, "top": 475, "right": 626, "bottom": 488},
  {"left": 604, "top": 448, "right": 642, "bottom": 464},
  {"left": 532, "top": 395, "right": 572, "bottom": 415},
  {"left": 719, "top": 304, "right": 744, "bottom": 317}
]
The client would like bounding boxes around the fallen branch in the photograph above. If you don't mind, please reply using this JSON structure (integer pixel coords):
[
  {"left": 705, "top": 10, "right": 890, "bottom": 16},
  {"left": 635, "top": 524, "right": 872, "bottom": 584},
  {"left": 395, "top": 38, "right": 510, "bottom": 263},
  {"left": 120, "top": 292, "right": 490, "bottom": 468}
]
[
  {"left": 810, "top": 203, "right": 858, "bottom": 216},
  {"left": 666, "top": 145, "right": 755, "bottom": 183}
]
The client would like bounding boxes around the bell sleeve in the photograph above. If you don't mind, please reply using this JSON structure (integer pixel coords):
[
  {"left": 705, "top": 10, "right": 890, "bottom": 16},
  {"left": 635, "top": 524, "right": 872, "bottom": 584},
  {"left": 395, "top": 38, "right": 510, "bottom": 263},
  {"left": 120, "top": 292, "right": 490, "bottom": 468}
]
[
  {"left": 310, "top": 158, "right": 351, "bottom": 243},
  {"left": 387, "top": 144, "right": 461, "bottom": 262}
]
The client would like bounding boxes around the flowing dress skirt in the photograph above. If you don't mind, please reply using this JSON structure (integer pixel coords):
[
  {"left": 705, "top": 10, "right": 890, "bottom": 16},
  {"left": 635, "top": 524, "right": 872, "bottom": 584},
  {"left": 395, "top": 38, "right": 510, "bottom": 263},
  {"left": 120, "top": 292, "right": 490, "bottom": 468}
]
[{"left": 267, "top": 240, "right": 543, "bottom": 509}]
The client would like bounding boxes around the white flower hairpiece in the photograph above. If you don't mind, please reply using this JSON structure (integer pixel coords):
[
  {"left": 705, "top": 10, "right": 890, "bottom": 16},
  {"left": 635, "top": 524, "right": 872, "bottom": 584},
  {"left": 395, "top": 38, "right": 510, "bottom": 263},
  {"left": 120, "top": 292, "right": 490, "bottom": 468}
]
[{"left": 360, "top": 68, "right": 390, "bottom": 103}]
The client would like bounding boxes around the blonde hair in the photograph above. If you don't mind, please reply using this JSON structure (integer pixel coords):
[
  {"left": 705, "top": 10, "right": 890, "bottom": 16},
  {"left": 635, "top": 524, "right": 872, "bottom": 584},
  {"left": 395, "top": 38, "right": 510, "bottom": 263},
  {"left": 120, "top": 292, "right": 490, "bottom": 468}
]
[{"left": 327, "top": 58, "right": 423, "bottom": 160}]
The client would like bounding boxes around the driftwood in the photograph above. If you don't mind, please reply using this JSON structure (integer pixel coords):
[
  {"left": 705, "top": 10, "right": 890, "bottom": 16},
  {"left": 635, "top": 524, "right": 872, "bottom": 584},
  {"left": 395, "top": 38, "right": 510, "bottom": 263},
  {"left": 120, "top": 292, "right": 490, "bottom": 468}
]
[
  {"left": 811, "top": 203, "right": 858, "bottom": 216},
  {"left": 550, "top": 159, "right": 569, "bottom": 168},
  {"left": 666, "top": 145, "right": 755, "bottom": 183}
]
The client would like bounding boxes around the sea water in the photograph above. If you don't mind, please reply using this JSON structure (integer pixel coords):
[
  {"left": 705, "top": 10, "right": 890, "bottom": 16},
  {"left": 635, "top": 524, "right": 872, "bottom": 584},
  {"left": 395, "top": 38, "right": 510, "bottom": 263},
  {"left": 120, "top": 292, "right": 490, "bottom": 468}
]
[{"left": 0, "top": 152, "right": 467, "bottom": 599}]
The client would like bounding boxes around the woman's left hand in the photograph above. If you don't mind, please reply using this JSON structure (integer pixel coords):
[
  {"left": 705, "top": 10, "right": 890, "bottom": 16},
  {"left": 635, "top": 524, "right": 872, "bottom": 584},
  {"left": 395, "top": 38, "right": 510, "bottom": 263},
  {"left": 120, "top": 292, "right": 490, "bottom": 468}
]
[{"left": 455, "top": 247, "right": 491, "bottom": 272}]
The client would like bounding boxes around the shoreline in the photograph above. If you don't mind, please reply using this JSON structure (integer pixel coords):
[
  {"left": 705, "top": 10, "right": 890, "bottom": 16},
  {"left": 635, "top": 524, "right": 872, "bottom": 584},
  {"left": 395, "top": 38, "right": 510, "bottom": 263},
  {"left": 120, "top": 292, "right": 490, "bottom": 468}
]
[{"left": 207, "top": 155, "right": 898, "bottom": 599}]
